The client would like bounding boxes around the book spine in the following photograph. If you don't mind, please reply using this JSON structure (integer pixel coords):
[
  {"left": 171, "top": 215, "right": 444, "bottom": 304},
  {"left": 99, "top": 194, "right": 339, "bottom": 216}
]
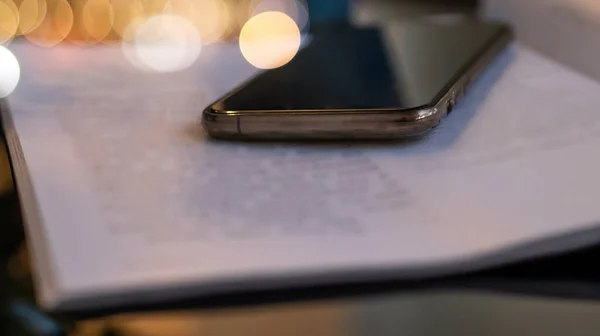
[{"left": 0, "top": 98, "right": 61, "bottom": 309}]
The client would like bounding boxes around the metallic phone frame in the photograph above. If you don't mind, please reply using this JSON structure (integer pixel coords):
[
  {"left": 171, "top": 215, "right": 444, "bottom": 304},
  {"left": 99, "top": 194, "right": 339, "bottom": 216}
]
[{"left": 202, "top": 26, "right": 513, "bottom": 140}]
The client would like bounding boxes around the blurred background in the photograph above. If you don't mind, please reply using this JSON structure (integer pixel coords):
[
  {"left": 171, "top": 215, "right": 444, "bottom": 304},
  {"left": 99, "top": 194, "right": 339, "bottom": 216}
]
[
  {"left": 0, "top": 0, "right": 308, "bottom": 46},
  {"left": 0, "top": 0, "right": 477, "bottom": 45},
  {"left": 0, "top": 0, "right": 478, "bottom": 72}
]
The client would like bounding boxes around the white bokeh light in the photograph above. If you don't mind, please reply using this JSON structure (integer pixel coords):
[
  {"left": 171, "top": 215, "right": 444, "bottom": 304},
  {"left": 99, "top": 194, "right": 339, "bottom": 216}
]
[
  {"left": 0, "top": 46, "right": 20, "bottom": 98},
  {"left": 122, "top": 14, "right": 202, "bottom": 73},
  {"left": 0, "top": 0, "right": 19, "bottom": 45}
]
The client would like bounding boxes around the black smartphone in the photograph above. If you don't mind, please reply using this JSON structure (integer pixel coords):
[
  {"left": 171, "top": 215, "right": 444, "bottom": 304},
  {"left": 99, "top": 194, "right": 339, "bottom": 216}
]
[{"left": 203, "top": 21, "right": 512, "bottom": 140}]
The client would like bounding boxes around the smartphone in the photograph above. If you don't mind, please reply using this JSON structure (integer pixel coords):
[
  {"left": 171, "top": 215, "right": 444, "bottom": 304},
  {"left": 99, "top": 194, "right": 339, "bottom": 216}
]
[{"left": 203, "top": 21, "right": 513, "bottom": 140}]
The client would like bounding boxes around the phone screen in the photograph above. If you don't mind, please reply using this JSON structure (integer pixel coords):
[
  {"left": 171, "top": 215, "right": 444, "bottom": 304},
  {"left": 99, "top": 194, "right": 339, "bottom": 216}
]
[{"left": 218, "top": 22, "right": 506, "bottom": 112}]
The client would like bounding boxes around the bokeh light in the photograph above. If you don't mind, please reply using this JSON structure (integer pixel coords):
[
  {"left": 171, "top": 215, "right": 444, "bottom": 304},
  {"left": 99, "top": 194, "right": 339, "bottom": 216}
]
[
  {"left": 0, "top": 0, "right": 20, "bottom": 44},
  {"left": 121, "top": 16, "right": 148, "bottom": 71},
  {"left": 142, "top": 0, "right": 169, "bottom": 15},
  {"left": 239, "top": 11, "right": 301, "bottom": 69},
  {"left": 247, "top": 0, "right": 309, "bottom": 31},
  {"left": 123, "top": 14, "right": 202, "bottom": 73},
  {"left": 81, "top": 0, "right": 115, "bottom": 42},
  {"left": 68, "top": 0, "right": 93, "bottom": 44},
  {"left": 4, "top": 0, "right": 304, "bottom": 47},
  {"left": 163, "top": 0, "right": 231, "bottom": 45},
  {"left": 18, "top": 0, "right": 47, "bottom": 36},
  {"left": 24, "top": 0, "right": 74, "bottom": 47},
  {"left": 0, "top": 45, "right": 20, "bottom": 98},
  {"left": 111, "top": 0, "right": 145, "bottom": 39}
]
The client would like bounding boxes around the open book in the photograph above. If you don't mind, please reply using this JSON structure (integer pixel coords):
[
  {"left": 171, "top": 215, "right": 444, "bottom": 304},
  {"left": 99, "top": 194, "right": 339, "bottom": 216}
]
[{"left": 5, "top": 38, "right": 600, "bottom": 312}]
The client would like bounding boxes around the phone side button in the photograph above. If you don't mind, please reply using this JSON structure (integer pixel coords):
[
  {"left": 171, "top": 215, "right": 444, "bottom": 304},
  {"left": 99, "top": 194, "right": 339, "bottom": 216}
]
[{"left": 446, "top": 98, "right": 455, "bottom": 115}]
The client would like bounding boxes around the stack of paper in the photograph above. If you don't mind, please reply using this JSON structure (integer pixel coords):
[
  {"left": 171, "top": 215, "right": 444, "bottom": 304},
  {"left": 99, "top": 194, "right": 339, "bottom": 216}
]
[{"left": 4, "top": 38, "right": 600, "bottom": 312}]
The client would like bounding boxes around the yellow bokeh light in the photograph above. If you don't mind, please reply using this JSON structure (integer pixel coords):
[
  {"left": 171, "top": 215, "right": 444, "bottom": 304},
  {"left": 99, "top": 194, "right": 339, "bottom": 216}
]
[
  {"left": 68, "top": 0, "right": 93, "bottom": 44},
  {"left": 18, "top": 0, "right": 47, "bottom": 35},
  {"left": 53, "top": 0, "right": 75, "bottom": 40},
  {"left": 0, "top": 0, "right": 20, "bottom": 44},
  {"left": 239, "top": 11, "right": 301, "bottom": 69},
  {"left": 82, "top": 0, "right": 115, "bottom": 42},
  {"left": 142, "top": 0, "right": 168, "bottom": 15},
  {"left": 111, "top": 0, "right": 145, "bottom": 39},
  {"left": 24, "top": 0, "right": 73, "bottom": 47},
  {"left": 163, "top": 0, "right": 231, "bottom": 45}
]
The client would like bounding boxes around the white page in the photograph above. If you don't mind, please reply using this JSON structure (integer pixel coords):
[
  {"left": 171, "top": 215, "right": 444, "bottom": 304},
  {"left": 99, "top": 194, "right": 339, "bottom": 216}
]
[{"left": 6, "top": 41, "right": 600, "bottom": 311}]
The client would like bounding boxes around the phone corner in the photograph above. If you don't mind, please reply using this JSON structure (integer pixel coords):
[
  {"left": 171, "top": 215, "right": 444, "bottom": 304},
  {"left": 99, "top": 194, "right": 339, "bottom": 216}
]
[{"left": 201, "top": 107, "right": 241, "bottom": 139}]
